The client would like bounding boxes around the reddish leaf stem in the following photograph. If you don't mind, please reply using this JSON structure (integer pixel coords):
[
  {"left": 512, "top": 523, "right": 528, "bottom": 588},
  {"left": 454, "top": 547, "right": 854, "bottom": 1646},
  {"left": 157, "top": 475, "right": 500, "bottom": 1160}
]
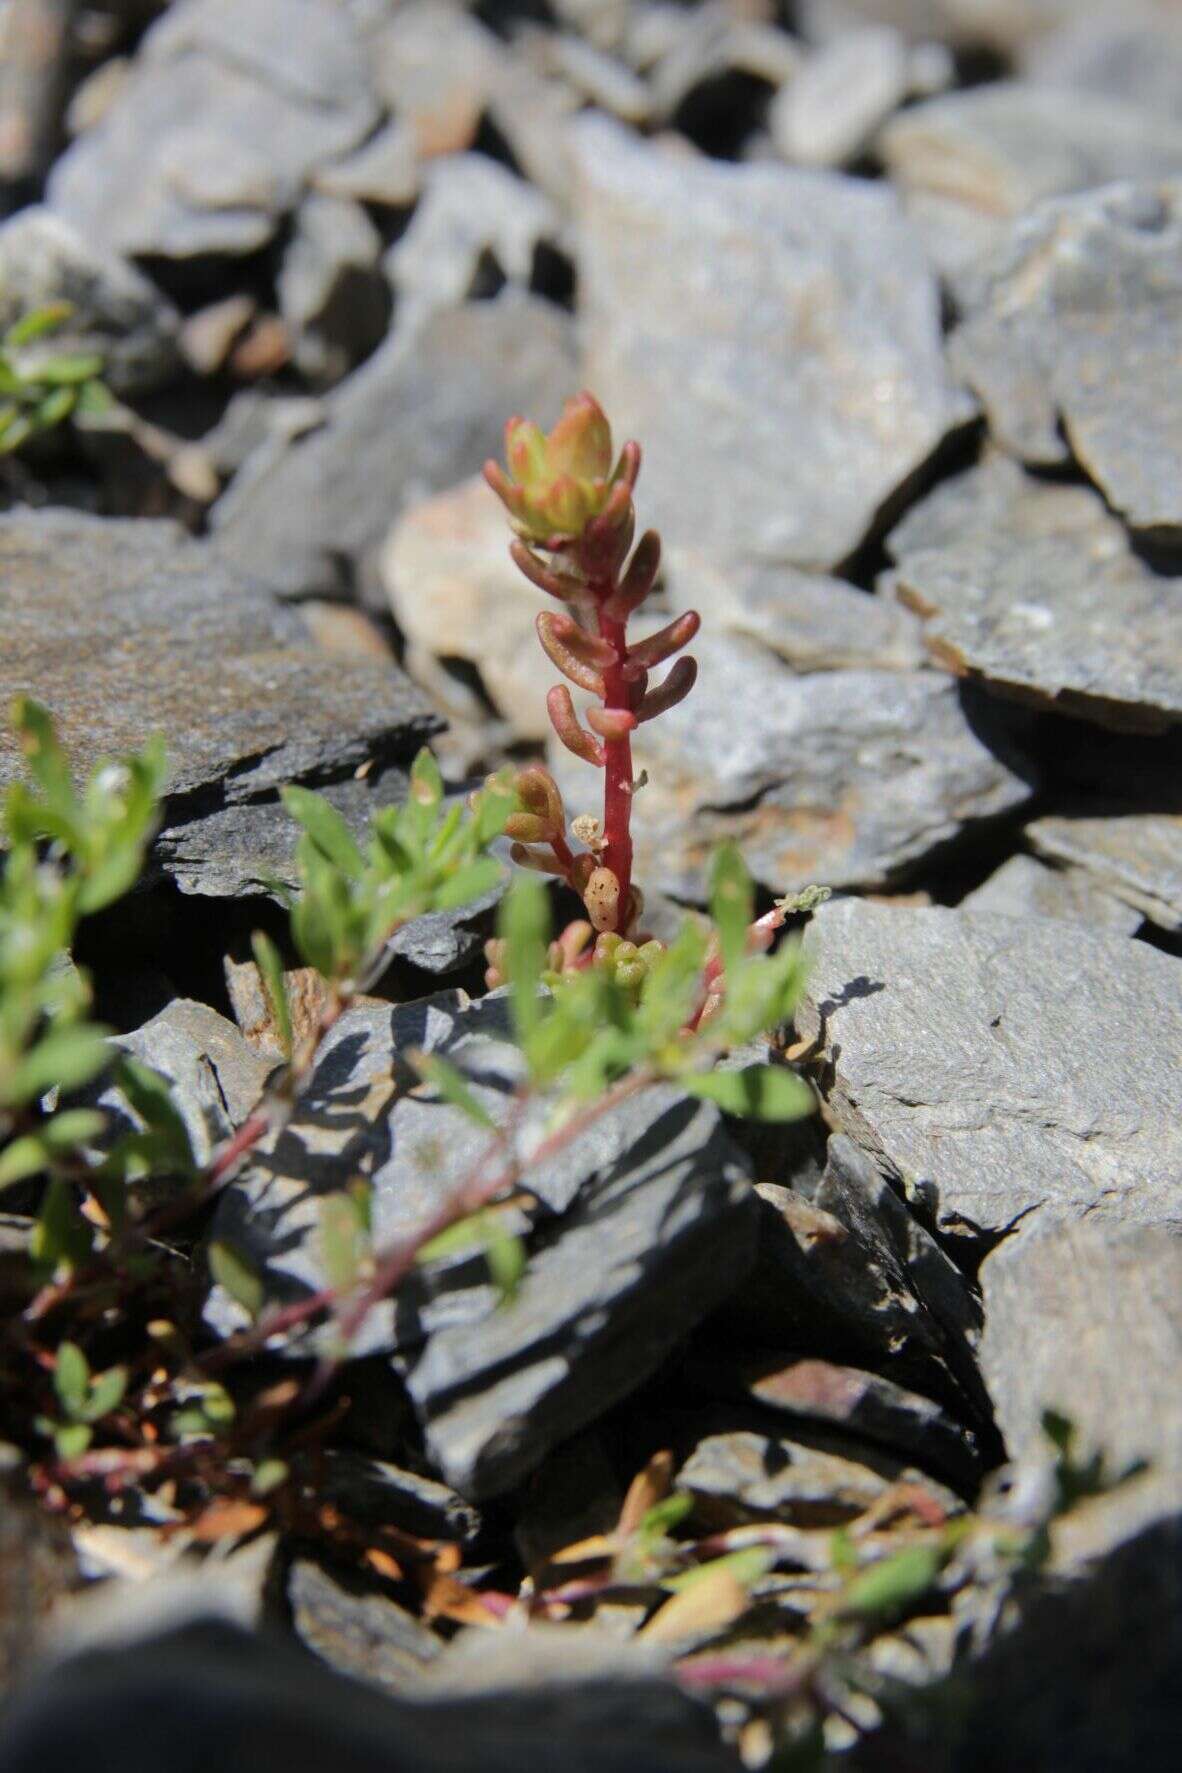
[{"left": 596, "top": 599, "right": 634, "bottom": 917}]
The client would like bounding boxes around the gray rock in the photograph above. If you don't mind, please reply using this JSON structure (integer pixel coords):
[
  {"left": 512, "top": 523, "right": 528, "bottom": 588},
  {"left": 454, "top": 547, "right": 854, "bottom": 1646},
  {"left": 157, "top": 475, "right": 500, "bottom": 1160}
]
[
  {"left": 277, "top": 193, "right": 388, "bottom": 386},
  {"left": 730, "top": 1135, "right": 988, "bottom": 1424},
  {"left": 0, "top": 1618, "right": 737, "bottom": 1773},
  {"left": 888, "top": 452, "right": 1182, "bottom": 732},
  {"left": 386, "top": 888, "right": 505, "bottom": 977},
  {"left": 575, "top": 117, "right": 971, "bottom": 575},
  {"left": 369, "top": 0, "right": 503, "bottom": 159},
  {"left": 680, "top": 1426, "right": 960, "bottom": 1528},
  {"left": 0, "top": 206, "right": 179, "bottom": 397},
  {"left": 1026, "top": 810, "right": 1182, "bottom": 933},
  {"left": 403, "top": 1088, "right": 756, "bottom": 1497},
  {"left": 0, "top": 511, "right": 440, "bottom": 892},
  {"left": 154, "top": 764, "right": 411, "bottom": 901},
  {"left": 552, "top": 631, "right": 1034, "bottom": 905},
  {"left": 287, "top": 1558, "right": 441, "bottom": 1692},
  {"left": 673, "top": 552, "right": 927, "bottom": 673},
  {"left": 1024, "top": 9, "right": 1182, "bottom": 120},
  {"left": 313, "top": 121, "right": 419, "bottom": 209},
  {"left": 703, "top": 1355, "right": 980, "bottom": 1489},
  {"left": 979, "top": 1219, "right": 1182, "bottom": 1485},
  {"left": 880, "top": 83, "right": 1182, "bottom": 244},
  {"left": 102, "top": 999, "right": 273, "bottom": 1168},
  {"left": 770, "top": 27, "right": 911, "bottom": 167},
  {"left": 797, "top": 897, "right": 1182, "bottom": 1241},
  {"left": 205, "top": 993, "right": 526, "bottom": 1358},
  {"left": 207, "top": 993, "right": 754, "bottom": 1401},
  {"left": 544, "top": 32, "right": 651, "bottom": 125},
  {"left": 961, "top": 852, "right": 1143, "bottom": 936},
  {"left": 384, "top": 155, "right": 560, "bottom": 336},
  {"left": 949, "top": 182, "right": 1182, "bottom": 539},
  {"left": 47, "top": 0, "right": 377, "bottom": 259},
  {"left": 211, "top": 295, "right": 575, "bottom": 600}
]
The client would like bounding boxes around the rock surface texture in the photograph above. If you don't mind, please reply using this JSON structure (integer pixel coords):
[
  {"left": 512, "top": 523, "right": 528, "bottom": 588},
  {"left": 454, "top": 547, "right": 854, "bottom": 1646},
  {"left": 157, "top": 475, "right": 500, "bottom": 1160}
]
[
  {"left": 798, "top": 897, "right": 1182, "bottom": 1241},
  {"left": 888, "top": 453, "right": 1182, "bottom": 731},
  {"left": 575, "top": 118, "right": 970, "bottom": 574}
]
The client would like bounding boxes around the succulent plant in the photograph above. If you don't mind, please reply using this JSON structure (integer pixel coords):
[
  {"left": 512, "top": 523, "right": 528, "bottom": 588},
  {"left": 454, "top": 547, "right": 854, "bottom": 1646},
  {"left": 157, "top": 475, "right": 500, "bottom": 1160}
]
[{"left": 484, "top": 392, "right": 699, "bottom": 946}]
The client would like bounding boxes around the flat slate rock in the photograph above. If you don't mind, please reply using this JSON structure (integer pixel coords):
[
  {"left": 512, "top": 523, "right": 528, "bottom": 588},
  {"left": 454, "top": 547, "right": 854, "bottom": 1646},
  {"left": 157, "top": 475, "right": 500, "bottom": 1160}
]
[
  {"left": 0, "top": 511, "right": 439, "bottom": 891},
  {"left": 888, "top": 452, "right": 1182, "bottom": 731},
  {"left": 207, "top": 991, "right": 757, "bottom": 1496},
  {"left": 212, "top": 294, "right": 575, "bottom": 600},
  {"left": 575, "top": 116, "right": 970, "bottom": 574},
  {"left": 695, "top": 1354, "right": 980, "bottom": 1489},
  {"left": 154, "top": 764, "right": 411, "bottom": 901},
  {"left": 402, "top": 1085, "right": 756, "bottom": 1498},
  {"left": 383, "top": 154, "right": 560, "bottom": 336},
  {"left": 1026, "top": 809, "right": 1182, "bottom": 933},
  {"left": 287, "top": 1557, "right": 441, "bottom": 1693},
  {"left": 979, "top": 1219, "right": 1182, "bottom": 1487},
  {"left": 949, "top": 181, "right": 1182, "bottom": 539},
  {"left": 727, "top": 1134, "right": 989, "bottom": 1426},
  {"left": 798, "top": 897, "right": 1182, "bottom": 1241},
  {"left": 90, "top": 999, "right": 273, "bottom": 1169},
  {"left": 881, "top": 82, "right": 1182, "bottom": 232},
  {"left": 680, "top": 1426, "right": 959, "bottom": 1529},
  {"left": 47, "top": 0, "right": 377, "bottom": 258},
  {"left": 672, "top": 552, "right": 927, "bottom": 674},
  {"left": 960, "top": 852, "right": 1144, "bottom": 936},
  {"left": 552, "top": 631, "right": 1034, "bottom": 904}
]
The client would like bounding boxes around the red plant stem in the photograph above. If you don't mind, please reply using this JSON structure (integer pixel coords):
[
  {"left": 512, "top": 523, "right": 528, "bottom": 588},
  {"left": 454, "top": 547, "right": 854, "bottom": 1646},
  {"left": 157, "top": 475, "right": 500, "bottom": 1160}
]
[{"left": 595, "top": 597, "right": 633, "bottom": 919}]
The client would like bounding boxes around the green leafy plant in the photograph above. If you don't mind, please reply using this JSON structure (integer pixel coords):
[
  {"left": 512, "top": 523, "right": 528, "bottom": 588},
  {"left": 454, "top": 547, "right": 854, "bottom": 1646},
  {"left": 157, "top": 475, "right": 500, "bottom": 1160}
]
[
  {"left": 0, "top": 303, "right": 111, "bottom": 456},
  {"left": 34, "top": 1338, "right": 127, "bottom": 1459},
  {"left": 0, "top": 697, "right": 166, "bottom": 1198}
]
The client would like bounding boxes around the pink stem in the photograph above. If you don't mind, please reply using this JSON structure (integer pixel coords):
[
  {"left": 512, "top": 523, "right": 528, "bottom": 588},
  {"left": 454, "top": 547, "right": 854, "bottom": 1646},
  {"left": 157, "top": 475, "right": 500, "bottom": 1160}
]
[{"left": 595, "top": 598, "right": 633, "bottom": 921}]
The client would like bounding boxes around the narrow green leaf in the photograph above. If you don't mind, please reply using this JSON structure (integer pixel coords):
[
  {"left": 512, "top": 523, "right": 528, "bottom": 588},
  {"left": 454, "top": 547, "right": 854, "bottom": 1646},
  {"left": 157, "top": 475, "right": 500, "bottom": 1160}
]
[
  {"left": 83, "top": 1366, "right": 127, "bottom": 1423},
  {"left": 663, "top": 1547, "right": 775, "bottom": 1593},
  {"left": 54, "top": 1422, "right": 92, "bottom": 1460},
  {"left": 486, "top": 1221, "right": 525, "bottom": 1306},
  {"left": 682, "top": 1065, "right": 812, "bottom": 1122},
  {"left": 639, "top": 1493, "right": 694, "bottom": 1542},
  {"left": 252, "top": 1458, "right": 289, "bottom": 1497},
  {"left": 838, "top": 1543, "right": 946, "bottom": 1620},
  {"left": 34, "top": 353, "right": 105, "bottom": 387},
  {"left": 500, "top": 873, "right": 548, "bottom": 1052},
  {"left": 0, "top": 1108, "right": 105, "bottom": 1188},
  {"left": 709, "top": 843, "right": 753, "bottom": 977},
  {"left": 408, "top": 747, "right": 444, "bottom": 809},
  {"left": 4, "top": 302, "right": 72, "bottom": 347},
  {"left": 32, "top": 1178, "right": 92, "bottom": 1272},
  {"left": 317, "top": 1194, "right": 365, "bottom": 1294},
  {"left": 433, "top": 855, "right": 503, "bottom": 911},
  {"left": 251, "top": 929, "right": 293, "bottom": 1062},
  {"left": 53, "top": 1341, "right": 90, "bottom": 1417},
  {"left": 208, "top": 1239, "right": 264, "bottom": 1321},
  {"left": 73, "top": 378, "right": 114, "bottom": 416},
  {"left": 411, "top": 1051, "right": 496, "bottom": 1130},
  {"left": 113, "top": 1055, "right": 195, "bottom": 1176},
  {"left": 3, "top": 1022, "right": 111, "bottom": 1108},
  {"left": 34, "top": 385, "right": 77, "bottom": 429},
  {"left": 281, "top": 786, "right": 365, "bottom": 879}
]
